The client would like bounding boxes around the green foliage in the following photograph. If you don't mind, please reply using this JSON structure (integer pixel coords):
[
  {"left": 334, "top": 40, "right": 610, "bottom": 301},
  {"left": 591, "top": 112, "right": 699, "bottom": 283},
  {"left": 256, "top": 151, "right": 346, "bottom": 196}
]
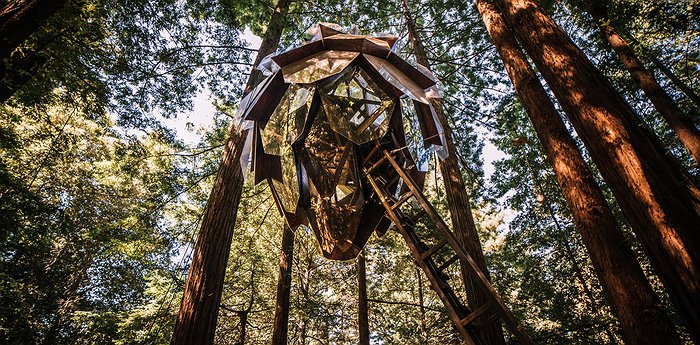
[{"left": 1, "top": 0, "right": 697, "bottom": 343}]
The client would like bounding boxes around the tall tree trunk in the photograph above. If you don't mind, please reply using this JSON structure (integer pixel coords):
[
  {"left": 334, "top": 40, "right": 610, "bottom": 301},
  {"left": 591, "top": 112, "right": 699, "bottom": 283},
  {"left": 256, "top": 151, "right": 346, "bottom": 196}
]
[
  {"left": 475, "top": 1, "right": 682, "bottom": 343},
  {"left": 271, "top": 224, "right": 294, "bottom": 345},
  {"left": 584, "top": 0, "right": 700, "bottom": 164},
  {"left": 0, "top": 0, "right": 66, "bottom": 61},
  {"left": 357, "top": 250, "right": 370, "bottom": 345},
  {"left": 496, "top": 0, "right": 700, "bottom": 341},
  {"left": 625, "top": 33, "right": 700, "bottom": 112},
  {"left": 400, "top": 1, "right": 506, "bottom": 344},
  {"left": 170, "top": 0, "right": 290, "bottom": 344},
  {"left": 41, "top": 253, "right": 92, "bottom": 345}
]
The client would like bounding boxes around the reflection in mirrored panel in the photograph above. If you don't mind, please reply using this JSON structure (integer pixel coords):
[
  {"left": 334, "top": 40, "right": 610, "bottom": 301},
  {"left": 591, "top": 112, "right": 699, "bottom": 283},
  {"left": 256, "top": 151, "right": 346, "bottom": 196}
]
[
  {"left": 401, "top": 98, "right": 431, "bottom": 171},
  {"left": 271, "top": 144, "right": 300, "bottom": 213},
  {"left": 320, "top": 66, "right": 396, "bottom": 144},
  {"left": 282, "top": 50, "right": 359, "bottom": 84},
  {"left": 364, "top": 54, "right": 430, "bottom": 104},
  {"left": 261, "top": 84, "right": 315, "bottom": 156},
  {"left": 301, "top": 108, "right": 365, "bottom": 258}
]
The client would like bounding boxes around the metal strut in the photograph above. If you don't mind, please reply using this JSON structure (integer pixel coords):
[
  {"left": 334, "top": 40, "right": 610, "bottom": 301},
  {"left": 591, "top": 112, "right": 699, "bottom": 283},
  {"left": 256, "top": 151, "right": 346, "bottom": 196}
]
[{"left": 362, "top": 142, "right": 533, "bottom": 345}]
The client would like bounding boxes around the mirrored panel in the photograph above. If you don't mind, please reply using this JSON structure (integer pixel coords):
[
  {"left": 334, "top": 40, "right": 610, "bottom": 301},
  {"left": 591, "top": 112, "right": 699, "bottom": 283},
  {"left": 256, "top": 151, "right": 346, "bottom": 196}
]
[
  {"left": 401, "top": 98, "right": 431, "bottom": 171},
  {"left": 281, "top": 50, "right": 359, "bottom": 84},
  {"left": 364, "top": 54, "right": 430, "bottom": 104},
  {"left": 261, "top": 84, "right": 314, "bottom": 156},
  {"left": 271, "top": 144, "right": 300, "bottom": 213},
  {"left": 301, "top": 108, "right": 365, "bottom": 259},
  {"left": 320, "top": 66, "right": 395, "bottom": 144}
]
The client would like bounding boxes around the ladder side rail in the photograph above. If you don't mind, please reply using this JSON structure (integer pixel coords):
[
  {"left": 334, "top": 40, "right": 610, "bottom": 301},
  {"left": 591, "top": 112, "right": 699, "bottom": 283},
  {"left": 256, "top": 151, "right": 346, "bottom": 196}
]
[
  {"left": 363, "top": 170, "right": 477, "bottom": 345},
  {"left": 380, "top": 148, "right": 535, "bottom": 345}
]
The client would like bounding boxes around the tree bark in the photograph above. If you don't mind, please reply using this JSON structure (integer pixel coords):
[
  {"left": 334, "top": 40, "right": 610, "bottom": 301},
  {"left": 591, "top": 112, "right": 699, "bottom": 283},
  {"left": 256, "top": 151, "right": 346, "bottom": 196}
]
[
  {"left": 584, "top": 0, "right": 700, "bottom": 164},
  {"left": 626, "top": 33, "right": 700, "bottom": 112},
  {"left": 271, "top": 223, "right": 294, "bottom": 345},
  {"left": 496, "top": 0, "right": 700, "bottom": 341},
  {"left": 476, "top": 2, "right": 682, "bottom": 343},
  {"left": 357, "top": 250, "right": 370, "bottom": 345},
  {"left": 400, "top": 1, "right": 506, "bottom": 344},
  {"left": 170, "top": 0, "right": 290, "bottom": 344},
  {"left": 0, "top": 0, "right": 66, "bottom": 61}
]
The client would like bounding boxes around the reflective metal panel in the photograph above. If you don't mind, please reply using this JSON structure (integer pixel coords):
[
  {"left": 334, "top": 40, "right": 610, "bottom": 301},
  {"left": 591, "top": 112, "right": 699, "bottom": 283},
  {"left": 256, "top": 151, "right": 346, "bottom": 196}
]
[
  {"left": 320, "top": 66, "right": 395, "bottom": 144},
  {"left": 281, "top": 50, "right": 359, "bottom": 84}
]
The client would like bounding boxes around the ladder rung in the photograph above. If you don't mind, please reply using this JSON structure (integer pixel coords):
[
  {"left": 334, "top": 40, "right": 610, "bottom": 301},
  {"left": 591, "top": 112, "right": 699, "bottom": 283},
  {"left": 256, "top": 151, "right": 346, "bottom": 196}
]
[
  {"left": 390, "top": 191, "right": 414, "bottom": 210},
  {"left": 461, "top": 301, "right": 494, "bottom": 327},
  {"left": 400, "top": 210, "right": 426, "bottom": 226},
  {"left": 421, "top": 239, "right": 448, "bottom": 260},
  {"left": 362, "top": 144, "right": 381, "bottom": 165},
  {"left": 365, "top": 148, "right": 402, "bottom": 173},
  {"left": 438, "top": 254, "right": 459, "bottom": 272},
  {"left": 365, "top": 156, "right": 388, "bottom": 173}
]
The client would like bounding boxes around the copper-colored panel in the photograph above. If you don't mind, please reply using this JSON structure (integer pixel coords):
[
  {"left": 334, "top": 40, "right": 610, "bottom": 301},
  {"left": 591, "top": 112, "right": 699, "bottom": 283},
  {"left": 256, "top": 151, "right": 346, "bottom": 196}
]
[
  {"left": 319, "top": 22, "right": 344, "bottom": 38},
  {"left": 271, "top": 39, "right": 325, "bottom": 67},
  {"left": 386, "top": 52, "right": 435, "bottom": 89},
  {"left": 270, "top": 144, "right": 300, "bottom": 213},
  {"left": 364, "top": 54, "right": 430, "bottom": 103},
  {"left": 323, "top": 34, "right": 391, "bottom": 58},
  {"left": 374, "top": 35, "right": 398, "bottom": 48},
  {"left": 280, "top": 50, "right": 358, "bottom": 84},
  {"left": 354, "top": 55, "right": 403, "bottom": 98},
  {"left": 300, "top": 108, "right": 366, "bottom": 260},
  {"left": 268, "top": 176, "right": 303, "bottom": 229},
  {"left": 243, "top": 71, "right": 288, "bottom": 122},
  {"left": 261, "top": 84, "right": 315, "bottom": 155}
]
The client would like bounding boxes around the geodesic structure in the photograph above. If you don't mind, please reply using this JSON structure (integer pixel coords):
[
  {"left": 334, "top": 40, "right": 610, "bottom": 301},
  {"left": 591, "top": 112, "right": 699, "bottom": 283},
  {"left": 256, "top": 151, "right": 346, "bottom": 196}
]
[{"left": 234, "top": 23, "right": 447, "bottom": 260}]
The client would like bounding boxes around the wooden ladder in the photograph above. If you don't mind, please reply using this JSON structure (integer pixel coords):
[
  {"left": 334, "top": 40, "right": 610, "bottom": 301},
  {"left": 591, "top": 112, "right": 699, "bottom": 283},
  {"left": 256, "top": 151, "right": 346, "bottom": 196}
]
[{"left": 362, "top": 143, "right": 533, "bottom": 345}]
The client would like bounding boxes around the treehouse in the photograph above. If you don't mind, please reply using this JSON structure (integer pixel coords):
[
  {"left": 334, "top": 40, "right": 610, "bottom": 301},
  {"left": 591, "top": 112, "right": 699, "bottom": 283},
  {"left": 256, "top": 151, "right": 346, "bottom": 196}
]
[
  {"left": 230, "top": 24, "right": 532, "bottom": 344},
  {"left": 236, "top": 23, "right": 446, "bottom": 260}
]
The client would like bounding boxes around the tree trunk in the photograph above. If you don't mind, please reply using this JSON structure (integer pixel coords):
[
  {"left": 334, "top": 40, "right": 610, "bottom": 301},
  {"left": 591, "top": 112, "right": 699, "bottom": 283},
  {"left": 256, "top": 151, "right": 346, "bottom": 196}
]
[
  {"left": 400, "top": 1, "right": 506, "bottom": 344},
  {"left": 0, "top": 0, "right": 66, "bottom": 61},
  {"left": 271, "top": 223, "right": 294, "bottom": 345},
  {"left": 357, "top": 250, "right": 370, "bottom": 345},
  {"left": 236, "top": 311, "right": 248, "bottom": 345},
  {"left": 584, "top": 0, "right": 700, "bottom": 164},
  {"left": 496, "top": 0, "right": 700, "bottom": 341},
  {"left": 476, "top": 2, "right": 682, "bottom": 343},
  {"left": 170, "top": 1, "right": 290, "bottom": 344},
  {"left": 626, "top": 33, "right": 700, "bottom": 112},
  {"left": 41, "top": 253, "right": 92, "bottom": 345}
]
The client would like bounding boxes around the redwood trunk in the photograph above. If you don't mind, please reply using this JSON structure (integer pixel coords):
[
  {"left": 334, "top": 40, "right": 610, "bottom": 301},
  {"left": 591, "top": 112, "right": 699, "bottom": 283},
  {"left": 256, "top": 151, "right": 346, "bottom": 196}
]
[
  {"left": 357, "top": 250, "right": 370, "bottom": 345},
  {"left": 271, "top": 224, "right": 294, "bottom": 345},
  {"left": 171, "top": 0, "right": 290, "bottom": 343},
  {"left": 585, "top": 0, "right": 700, "bottom": 164},
  {"left": 497, "top": 0, "right": 700, "bottom": 340},
  {"left": 476, "top": 2, "right": 682, "bottom": 343},
  {"left": 626, "top": 33, "right": 700, "bottom": 111},
  {"left": 0, "top": 0, "right": 66, "bottom": 61},
  {"left": 400, "top": 1, "right": 506, "bottom": 344}
]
